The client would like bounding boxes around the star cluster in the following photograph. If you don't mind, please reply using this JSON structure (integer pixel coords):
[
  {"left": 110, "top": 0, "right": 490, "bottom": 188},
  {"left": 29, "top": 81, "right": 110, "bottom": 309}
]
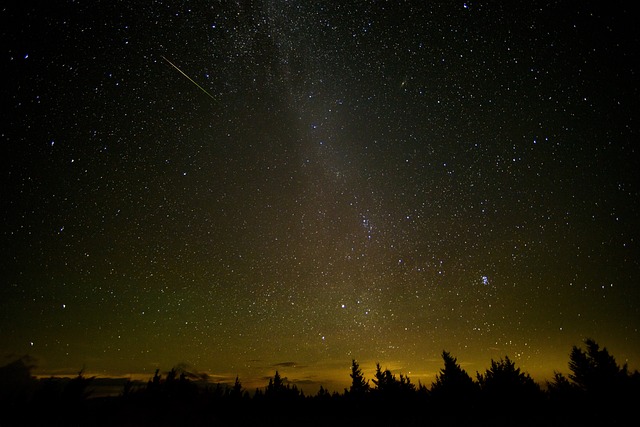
[{"left": 1, "top": 1, "right": 638, "bottom": 391}]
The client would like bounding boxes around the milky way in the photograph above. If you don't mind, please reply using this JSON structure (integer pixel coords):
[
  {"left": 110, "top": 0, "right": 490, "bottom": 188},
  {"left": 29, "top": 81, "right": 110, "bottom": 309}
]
[{"left": 1, "top": 1, "right": 638, "bottom": 392}]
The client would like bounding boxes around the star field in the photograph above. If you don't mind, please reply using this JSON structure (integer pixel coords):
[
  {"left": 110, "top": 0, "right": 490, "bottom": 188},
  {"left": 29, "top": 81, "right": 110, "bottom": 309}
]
[{"left": 1, "top": 1, "right": 639, "bottom": 391}]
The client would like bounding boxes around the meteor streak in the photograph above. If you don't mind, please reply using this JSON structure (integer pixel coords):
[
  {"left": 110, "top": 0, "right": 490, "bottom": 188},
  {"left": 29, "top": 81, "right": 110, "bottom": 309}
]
[{"left": 161, "top": 55, "right": 216, "bottom": 101}]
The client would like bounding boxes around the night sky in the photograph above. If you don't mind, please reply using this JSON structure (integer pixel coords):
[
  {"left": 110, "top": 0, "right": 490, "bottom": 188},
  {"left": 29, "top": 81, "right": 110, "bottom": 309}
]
[{"left": 2, "top": 1, "right": 639, "bottom": 392}]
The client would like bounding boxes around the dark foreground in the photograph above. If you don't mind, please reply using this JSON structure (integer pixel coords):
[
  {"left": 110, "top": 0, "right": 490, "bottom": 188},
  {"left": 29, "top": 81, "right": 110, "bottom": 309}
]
[{"left": 2, "top": 339, "right": 638, "bottom": 426}]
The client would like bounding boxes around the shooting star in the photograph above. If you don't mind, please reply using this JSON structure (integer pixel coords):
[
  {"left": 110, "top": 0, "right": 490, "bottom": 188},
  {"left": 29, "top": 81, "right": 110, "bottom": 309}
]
[{"left": 161, "top": 55, "right": 216, "bottom": 101}]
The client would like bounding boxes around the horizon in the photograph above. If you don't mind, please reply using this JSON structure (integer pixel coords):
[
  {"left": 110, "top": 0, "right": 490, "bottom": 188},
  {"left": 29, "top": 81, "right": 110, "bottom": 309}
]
[
  {"left": 2, "top": 1, "right": 638, "bottom": 396},
  {"left": 20, "top": 337, "right": 638, "bottom": 396}
]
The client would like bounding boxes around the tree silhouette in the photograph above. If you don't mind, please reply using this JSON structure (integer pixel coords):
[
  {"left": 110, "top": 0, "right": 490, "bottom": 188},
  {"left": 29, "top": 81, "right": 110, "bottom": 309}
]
[
  {"left": 477, "top": 355, "right": 541, "bottom": 413},
  {"left": 547, "top": 371, "right": 574, "bottom": 396},
  {"left": 1, "top": 339, "right": 637, "bottom": 427},
  {"left": 347, "top": 359, "right": 369, "bottom": 397},
  {"left": 547, "top": 370, "right": 582, "bottom": 417},
  {"left": 148, "top": 368, "right": 162, "bottom": 391},
  {"left": 230, "top": 375, "right": 244, "bottom": 399},
  {"left": 166, "top": 367, "right": 178, "bottom": 384},
  {"left": 143, "top": 366, "right": 198, "bottom": 405},
  {"left": 61, "top": 368, "right": 95, "bottom": 404},
  {"left": 372, "top": 363, "right": 391, "bottom": 394},
  {"left": 568, "top": 338, "right": 627, "bottom": 394},
  {"left": 316, "top": 385, "right": 331, "bottom": 400},
  {"left": 545, "top": 339, "right": 640, "bottom": 425},
  {"left": 372, "top": 363, "right": 415, "bottom": 398},
  {"left": 266, "top": 370, "right": 285, "bottom": 396},
  {"left": 0, "top": 356, "right": 37, "bottom": 406},
  {"left": 563, "top": 337, "right": 640, "bottom": 422},
  {"left": 431, "top": 350, "right": 477, "bottom": 405},
  {"left": 264, "top": 371, "right": 302, "bottom": 401},
  {"left": 397, "top": 373, "right": 415, "bottom": 395}
]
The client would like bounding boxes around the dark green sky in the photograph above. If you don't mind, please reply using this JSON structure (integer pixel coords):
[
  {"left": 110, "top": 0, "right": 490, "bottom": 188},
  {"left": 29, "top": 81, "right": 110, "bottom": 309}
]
[{"left": 1, "top": 0, "right": 638, "bottom": 392}]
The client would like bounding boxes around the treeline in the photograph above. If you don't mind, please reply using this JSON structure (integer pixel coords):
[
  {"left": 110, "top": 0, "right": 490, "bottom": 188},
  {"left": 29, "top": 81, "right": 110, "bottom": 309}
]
[{"left": 1, "top": 339, "right": 638, "bottom": 426}]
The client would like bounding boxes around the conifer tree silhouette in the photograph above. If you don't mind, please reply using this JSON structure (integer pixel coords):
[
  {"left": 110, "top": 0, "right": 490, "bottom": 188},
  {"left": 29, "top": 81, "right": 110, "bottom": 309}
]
[
  {"left": 477, "top": 355, "right": 540, "bottom": 412},
  {"left": 431, "top": 350, "right": 477, "bottom": 405},
  {"left": 316, "top": 385, "right": 331, "bottom": 399},
  {"left": 348, "top": 359, "right": 369, "bottom": 397},
  {"left": 568, "top": 338, "right": 626, "bottom": 394},
  {"left": 372, "top": 363, "right": 390, "bottom": 394},
  {"left": 548, "top": 339, "right": 640, "bottom": 424},
  {"left": 266, "top": 370, "right": 284, "bottom": 396},
  {"left": 61, "top": 368, "right": 94, "bottom": 403},
  {"left": 547, "top": 371, "right": 574, "bottom": 395},
  {"left": 230, "top": 375, "right": 243, "bottom": 399},
  {"left": 371, "top": 363, "right": 415, "bottom": 399}
]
